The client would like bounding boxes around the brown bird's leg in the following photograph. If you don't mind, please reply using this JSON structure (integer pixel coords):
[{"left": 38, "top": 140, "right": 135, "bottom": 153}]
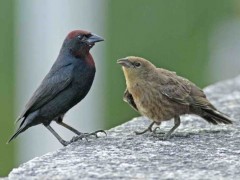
[
  {"left": 135, "top": 121, "right": 155, "bottom": 135},
  {"left": 163, "top": 116, "right": 181, "bottom": 140},
  {"left": 45, "top": 125, "right": 70, "bottom": 146}
]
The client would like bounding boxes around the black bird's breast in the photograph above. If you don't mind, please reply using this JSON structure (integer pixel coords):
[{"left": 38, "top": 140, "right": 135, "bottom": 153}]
[
  {"left": 39, "top": 58, "right": 96, "bottom": 120},
  {"left": 71, "top": 60, "right": 96, "bottom": 102}
]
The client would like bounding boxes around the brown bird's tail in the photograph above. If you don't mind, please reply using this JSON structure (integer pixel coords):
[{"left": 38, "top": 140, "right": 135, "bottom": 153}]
[{"left": 201, "top": 108, "right": 233, "bottom": 125}]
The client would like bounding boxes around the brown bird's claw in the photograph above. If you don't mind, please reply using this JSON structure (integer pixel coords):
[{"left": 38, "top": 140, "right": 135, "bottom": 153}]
[
  {"left": 152, "top": 127, "right": 165, "bottom": 135},
  {"left": 152, "top": 127, "right": 160, "bottom": 134},
  {"left": 152, "top": 133, "right": 172, "bottom": 141},
  {"left": 135, "top": 122, "right": 156, "bottom": 135},
  {"left": 135, "top": 128, "right": 151, "bottom": 135}
]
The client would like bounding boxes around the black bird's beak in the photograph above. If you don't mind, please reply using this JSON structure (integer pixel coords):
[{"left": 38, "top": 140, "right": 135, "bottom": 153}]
[
  {"left": 86, "top": 34, "right": 104, "bottom": 44},
  {"left": 117, "top": 59, "right": 133, "bottom": 68}
]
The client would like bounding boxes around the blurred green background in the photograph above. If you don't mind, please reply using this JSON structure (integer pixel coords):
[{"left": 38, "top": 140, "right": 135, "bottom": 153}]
[{"left": 0, "top": 0, "right": 239, "bottom": 176}]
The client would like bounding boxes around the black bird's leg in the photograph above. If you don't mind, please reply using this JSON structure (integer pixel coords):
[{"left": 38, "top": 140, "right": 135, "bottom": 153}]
[
  {"left": 162, "top": 116, "right": 181, "bottom": 140},
  {"left": 135, "top": 121, "right": 155, "bottom": 135},
  {"left": 55, "top": 116, "right": 83, "bottom": 135},
  {"left": 45, "top": 125, "right": 70, "bottom": 146},
  {"left": 57, "top": 121, "right": 83, "bottom": 135},
  {"left": 56, "top": 117, "right": 106, "bottom": 138}
]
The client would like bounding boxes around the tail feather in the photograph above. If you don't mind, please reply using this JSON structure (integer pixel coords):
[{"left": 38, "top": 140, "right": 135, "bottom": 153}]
[
  {"left": 7, "top": 119, "right": 28, "bottom": 144},
  {"left": 14, "top": 116, "right": 23, "bottom": 124},
  {"left": 202, "top": 108, "right": 233, "bottom": 125},
  {"left": 202, "top": 115, "right": 218, "bottom": 125}
]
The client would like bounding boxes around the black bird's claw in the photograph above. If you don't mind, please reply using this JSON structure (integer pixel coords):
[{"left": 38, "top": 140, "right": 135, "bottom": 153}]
[
  {"left": 61, "top": 140, "right": 71, "bottom": 146},
  {"left": 70, "top": 130, "right": 107, "bottom": 143},
  {"left": 86, "top": 130, "right": 107, "bottom": 138},
  {"left": 70, "top": 134, "right": 89, "bottom": 143}
]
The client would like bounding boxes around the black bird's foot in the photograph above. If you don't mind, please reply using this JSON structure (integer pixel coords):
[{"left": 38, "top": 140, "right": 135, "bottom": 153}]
[
  {"left": 70, "top": 133, "right": 90, "bottom": 143},
  {"left": 60, "top": 140, "right": 71, "bottom": 146},
  {"left": 70, "top": 130, "right": 107, "bottom": 143},
  {"left": 85, "top": 130, "right": 107, "bottom": 138}
]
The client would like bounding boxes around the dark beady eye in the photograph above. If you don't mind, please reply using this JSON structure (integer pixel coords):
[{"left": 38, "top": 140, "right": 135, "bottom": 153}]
[
  {"left": 77, "top": 35, "right": 82, "bottom": 40},
  {"left": 134, "top": 62, "right": 141, "bottom": 67}
]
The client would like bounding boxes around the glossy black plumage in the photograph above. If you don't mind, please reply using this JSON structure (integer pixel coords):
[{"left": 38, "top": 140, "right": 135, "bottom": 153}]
[{"left": 8, "top": 30, "right": 104, "bottom": 146}]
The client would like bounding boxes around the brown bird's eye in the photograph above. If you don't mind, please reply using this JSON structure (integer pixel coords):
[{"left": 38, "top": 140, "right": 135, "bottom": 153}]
[{"left": 134, "top": 62, "right": 141, "bottom": 67}]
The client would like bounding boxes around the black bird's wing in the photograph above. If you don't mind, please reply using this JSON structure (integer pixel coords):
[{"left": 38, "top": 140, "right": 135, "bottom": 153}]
[
  {"left": 17, "top": 64, "right": 73, "bottom": 121},
  {"left": 123, "top": 88, "right": 138, "bottom": 111}
]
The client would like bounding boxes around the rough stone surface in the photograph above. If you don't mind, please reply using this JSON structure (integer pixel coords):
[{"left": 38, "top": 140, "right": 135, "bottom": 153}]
[{"left": 8, "top": 76, "right": 240, "bottom": 180}]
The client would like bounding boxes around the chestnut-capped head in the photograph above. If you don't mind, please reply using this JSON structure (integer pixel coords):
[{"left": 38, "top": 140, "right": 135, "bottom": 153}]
[
  {"left": 117, "top": 56, "right": 156, "bottom": 80},
  {"left": 63, "top": 30, "right": 104, "bottom": 57}
]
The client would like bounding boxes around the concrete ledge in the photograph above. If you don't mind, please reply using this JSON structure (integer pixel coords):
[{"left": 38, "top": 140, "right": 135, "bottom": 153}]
[{"left": 8, "top": 76, "right": 240, "bottom": 180}]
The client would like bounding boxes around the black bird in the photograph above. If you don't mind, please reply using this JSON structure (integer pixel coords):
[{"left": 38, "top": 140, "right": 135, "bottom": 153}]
[{"left": 8, "top": 30, "right": 105, "bottom": 146}]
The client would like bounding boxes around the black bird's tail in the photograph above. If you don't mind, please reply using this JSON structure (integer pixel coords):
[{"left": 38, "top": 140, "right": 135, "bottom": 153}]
[
  {"left": 7, "top": 118, "right": 28, "bottom": 144},
  {"left": 202, "top": 108, "right": 233, "bottom": 125}
]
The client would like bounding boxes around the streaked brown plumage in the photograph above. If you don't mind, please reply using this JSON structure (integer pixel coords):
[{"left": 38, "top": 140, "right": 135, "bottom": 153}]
[{"left": 118, "top": 56, "right": 233, "bottom": 139}]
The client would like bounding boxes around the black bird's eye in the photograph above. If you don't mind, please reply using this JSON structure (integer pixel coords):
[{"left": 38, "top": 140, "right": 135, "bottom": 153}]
[
  {"left": 134, "top": 62, "right": 141, "bottom": 67},
  {"left": 77, "top": 35, "right": 82, "bottom": 40}
]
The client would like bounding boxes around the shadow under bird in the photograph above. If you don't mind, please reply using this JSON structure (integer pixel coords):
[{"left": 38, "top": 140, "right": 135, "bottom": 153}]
[
  {"left": 117, "top": 56, "right": 233, "bottom": 139},
  {"left": 8, "top": 30, "right": 105, "bottom": 146}
]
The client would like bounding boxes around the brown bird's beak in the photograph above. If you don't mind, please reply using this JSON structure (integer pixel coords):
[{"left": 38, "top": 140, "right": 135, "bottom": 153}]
[
  {"left": 117, "top": 59, "right": 133, "bottom": 68},
  {"left": 86, "top": 34, "right": 104, "bottom": 45}
]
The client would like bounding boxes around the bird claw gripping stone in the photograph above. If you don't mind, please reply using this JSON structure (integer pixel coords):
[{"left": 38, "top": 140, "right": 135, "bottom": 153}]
[
  {"left": 87, "top": 130, "right": 107, "bottom": 138},
  {"left": 70, "top": 130, "right": 107, "bottom": 143}
]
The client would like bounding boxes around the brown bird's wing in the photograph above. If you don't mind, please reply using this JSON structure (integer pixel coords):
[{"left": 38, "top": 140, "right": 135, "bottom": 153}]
[
  {"left": 156, "top": 68, "right": 232, "bottom": 124},
  {"left": 123, "top": 88, "right": 138, "bottom": 111},
  {"left": 17, "top": 64, "right": 73, "bottom": 122},
  {"left": 156, "top": 68, "right": 193, "bottom": 105}
]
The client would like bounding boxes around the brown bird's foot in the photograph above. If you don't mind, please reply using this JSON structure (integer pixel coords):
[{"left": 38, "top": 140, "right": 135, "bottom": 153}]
[
  {"left": 135, "top": 128, "right": 151, "bottom": 135},
  {"left": 152, "top": 127, "right": 165, "bottom": 135},
  {"left": 161, "top": 134, "right": 172, "bottom": 141},
  {"left": 154, "top": 117, "right": 181, "bottom": 141},
  {"left": 135, "top": 122, "right": 157, "bottom": 135},
  {"left": 152, "top": 132, "right": 171, "bottom": 141}
]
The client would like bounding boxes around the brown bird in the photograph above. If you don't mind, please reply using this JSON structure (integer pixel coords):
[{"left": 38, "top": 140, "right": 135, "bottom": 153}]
[{"left": 117, "top": 56, "right": 233, "bottom": 139}]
